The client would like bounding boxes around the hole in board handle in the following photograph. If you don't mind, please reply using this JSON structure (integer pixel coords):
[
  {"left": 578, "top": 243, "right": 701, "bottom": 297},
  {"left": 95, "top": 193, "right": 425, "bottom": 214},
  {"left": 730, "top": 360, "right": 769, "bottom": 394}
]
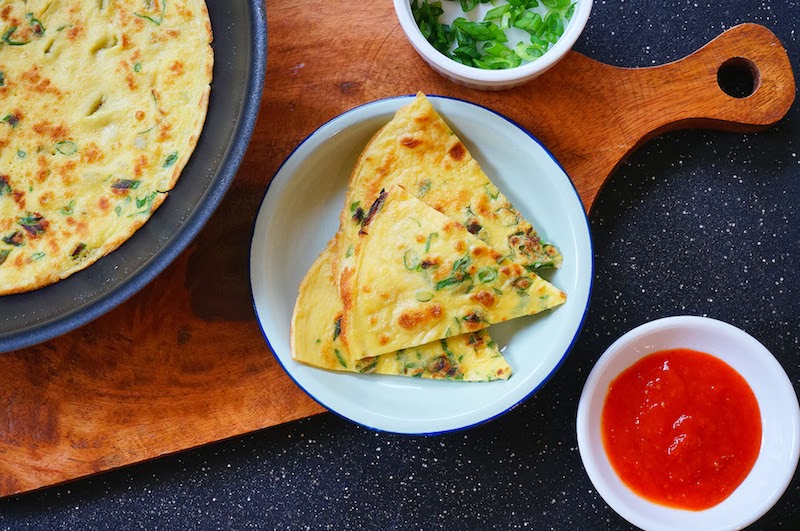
[{"left": 717, "top": 57, "right": 760, "bottom": 98}]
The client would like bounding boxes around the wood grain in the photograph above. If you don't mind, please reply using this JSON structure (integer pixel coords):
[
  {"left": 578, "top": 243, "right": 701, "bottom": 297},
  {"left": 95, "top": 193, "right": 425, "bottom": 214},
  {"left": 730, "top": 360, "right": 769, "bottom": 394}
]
[{"left": 0, "top": 0, "right": 794, "bottom": 496}]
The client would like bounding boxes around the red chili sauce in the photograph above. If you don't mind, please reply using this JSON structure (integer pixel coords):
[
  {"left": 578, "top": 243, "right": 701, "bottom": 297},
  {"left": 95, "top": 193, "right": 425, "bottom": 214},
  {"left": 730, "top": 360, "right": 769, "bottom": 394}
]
[{"left": 601, "top": 348, "right": 761, "bottom": 511}]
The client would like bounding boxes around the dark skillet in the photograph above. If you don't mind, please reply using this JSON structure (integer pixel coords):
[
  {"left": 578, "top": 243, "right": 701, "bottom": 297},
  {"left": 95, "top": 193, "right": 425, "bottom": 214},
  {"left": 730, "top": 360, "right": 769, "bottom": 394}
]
[{"left": 0, "top": 1, "right": 267, "bottom": 352}]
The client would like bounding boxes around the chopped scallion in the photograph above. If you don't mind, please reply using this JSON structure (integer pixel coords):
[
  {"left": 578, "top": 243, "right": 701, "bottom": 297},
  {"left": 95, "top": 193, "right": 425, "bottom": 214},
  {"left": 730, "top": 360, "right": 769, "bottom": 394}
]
[
  {"left": 55, "top": 140, "right": 78, "bottom": 155},
  {"left": 410, "top": 0, "right": 577, "bottom": 69},
  {"left": 163, "top": 151, "right": 179, "bottom": 167}
]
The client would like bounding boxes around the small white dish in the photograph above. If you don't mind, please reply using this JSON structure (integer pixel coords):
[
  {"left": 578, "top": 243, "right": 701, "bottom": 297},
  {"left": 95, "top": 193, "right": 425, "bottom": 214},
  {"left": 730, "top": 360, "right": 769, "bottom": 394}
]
[
  {"left": 393, "top": 0, "right": 593, "bottom": 90},
  {"left": 577, "top": 316, "right": 800, "bottom": 531},
  {"left": 250, "top": 94, "right": 592, "bottom": 435}
]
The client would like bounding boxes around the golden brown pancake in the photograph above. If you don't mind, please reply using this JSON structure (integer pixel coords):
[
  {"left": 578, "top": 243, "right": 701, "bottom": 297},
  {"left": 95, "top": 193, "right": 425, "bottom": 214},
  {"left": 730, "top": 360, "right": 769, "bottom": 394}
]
[
  {"left": 340, "top": 186, "right": 566, "bottom": 360},
  {"left": 0, "top": 0, "right": 212, "bottom": 294},
  {"left": 333, "top": 92, "right": 561, "bottom": 295},
  {"left": 290, "top": 236, "right": 512, "bottom": 381}
]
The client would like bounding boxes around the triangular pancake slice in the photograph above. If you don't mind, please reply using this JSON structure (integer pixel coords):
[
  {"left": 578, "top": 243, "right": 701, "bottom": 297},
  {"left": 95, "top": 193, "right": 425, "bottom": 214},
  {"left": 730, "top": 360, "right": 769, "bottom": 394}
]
[
  {"left": 341, "top": 186, "right": 566, "bottom": 360},
  {"left": 290, "top": 237, "right": 512, "bottom": 381},
  {"left": 333, "top": 92, "right": 561, "bottom": 296}
]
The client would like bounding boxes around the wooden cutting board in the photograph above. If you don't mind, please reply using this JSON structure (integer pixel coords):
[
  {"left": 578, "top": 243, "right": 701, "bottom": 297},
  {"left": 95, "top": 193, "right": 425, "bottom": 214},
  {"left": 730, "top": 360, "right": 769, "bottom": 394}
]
[{"left": 0, "top": 0, "right": 794, "bottom": 496}]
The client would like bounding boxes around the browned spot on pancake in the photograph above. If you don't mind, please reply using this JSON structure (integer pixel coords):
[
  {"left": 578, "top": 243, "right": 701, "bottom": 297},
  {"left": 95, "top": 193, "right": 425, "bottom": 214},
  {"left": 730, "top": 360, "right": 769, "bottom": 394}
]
[
  {"left": 428, "top": 355, "right": 451, "bottom": 375},
  {"left": 152, "top": 28, "right": 181, "bottom": 44},
  {"left": 3, "top": 109, "right": 23, "bottom": 125},
  {"left": 449, "top": 142, "right": 466, "bottom": 161},
  {"left": 32, "top": 121, "right": 70, "bottom": 142},
  {"left": 176, "top": 4, "right": 192, "bottom": 17},
  {"left": 38, "top": 191, "right": 55, "bottom": 208},
  {"left": 126, "top": 73, "right": 138, "bottom": 91},
  {"left": 398, "top": 303, "right": 442, "bottom": 330},
  {"left": 399, "top": 134, "right": 421, "bottom": 149},
  {"left": 467, "top": 333, "right": 485, "bottom": 348},
  {"left": 6, "top": 18, "right": 31, "bottom": 41},
  {"left": 81, "top": 143, "right": 102, "bottom": 164},
  {"left": 375, "top": 153, "right": 397, "bottom": 178},
  {"left": 420, "top": 257, "right": 440, "bottom": 269},
  {"left": 501, "top": 263, "right": 524, "bottom": 277},
  {"left": 132, "top": 16, "right": 145, "bottom": 31},
  {"left": 21, "top": 67, "right": 62, "bottom": 96},
  {"left": 378, "top": 335, "right": 389, "bottom": 346},
  {"left": 11, "top": 190, "right": 25, "bottom": 209},
  {"left": 67, "top": 24, "right": 84, "bottom": 42},
  {"left": 157, "top": 122, "right": 172, "bottom": 142},
  {"left": 463, "top": 314, "right": 484, "bottom": 331},
  {"left": 122, "top": 33, "right": 132, "bottom": 49},
  {"left": 133, "top": 155, "right": 148, "bottom": 178},
  {"left": 61, "top": 173, "right": 78, "bottom": 186},
  {"left": 111, "top": 186, "right": 129, "bottom": 197},
  {"left": 66, "top": 217, "right": 89, "bottom": 236},
  {"left": 98, "top": 196, "right": 110, "bottom": 212},
  {"left": 0, "top": 6, "right": 12, "bottom": 19},
  {"left": 4, "top": 231, "right": 23, "bottom": 245},
  {"left": 169, "top": 60, "right": 185, "bottom": 77},
  {"left": 453, "top": 239, "right": 466, "bottom": 253},
  {"left": 414, "top": 113, "right": 431, "bottom": 125},
  {"left": 53, "top": 161, "right": 76, "bottom": 185},
  {"left": 340, "top": 267, "right": 354, "bottom": 313},
  {"left": 472, "top": 246, "right": 484, "bottom": 257},
  {"left": 135, "top": 111, "right": 145, "bottom": 121},
  {"left": 470, "top": 290, "right": 496, "bottom": 308},
  {"left": 442, "top": 220, "right": 461, "bottom": 234},
  {"left": 21, "top": 215, "right": 48, "bottom": 239},
  {"left": 475, "top": 194, "right": 493, "bottom": 217}
]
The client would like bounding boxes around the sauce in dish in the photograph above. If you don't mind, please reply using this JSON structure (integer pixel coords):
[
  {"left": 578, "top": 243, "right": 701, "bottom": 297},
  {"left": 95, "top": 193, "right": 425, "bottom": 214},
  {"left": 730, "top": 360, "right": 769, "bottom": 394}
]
[{"left": 601, "top": 348, "right": 762, "bottom": 511}]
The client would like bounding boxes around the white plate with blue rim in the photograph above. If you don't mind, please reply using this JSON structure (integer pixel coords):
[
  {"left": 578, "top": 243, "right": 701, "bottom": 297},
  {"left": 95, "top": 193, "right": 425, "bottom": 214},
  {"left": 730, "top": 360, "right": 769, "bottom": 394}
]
[{"left": 250, "top": 95, "right": 592, "bottom": 434}]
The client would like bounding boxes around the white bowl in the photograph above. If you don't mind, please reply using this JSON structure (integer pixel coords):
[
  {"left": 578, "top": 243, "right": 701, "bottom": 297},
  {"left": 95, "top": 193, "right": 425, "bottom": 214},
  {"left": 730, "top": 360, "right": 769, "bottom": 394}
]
[
  {"left": 393, "top": 0, "right": 593, "bottom": 90},
  {"left": 250, "top": 95, "right": 592, "bottom": 434},
  {"left": 576, "top": 316, "right": 800, "bottom": 531}
]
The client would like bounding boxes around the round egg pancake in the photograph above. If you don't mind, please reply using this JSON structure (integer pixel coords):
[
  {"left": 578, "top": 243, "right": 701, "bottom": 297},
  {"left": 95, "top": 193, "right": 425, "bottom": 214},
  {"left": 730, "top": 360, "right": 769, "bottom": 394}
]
[{"left": 0, "top": 0, "right": 212, "bottom": 294}]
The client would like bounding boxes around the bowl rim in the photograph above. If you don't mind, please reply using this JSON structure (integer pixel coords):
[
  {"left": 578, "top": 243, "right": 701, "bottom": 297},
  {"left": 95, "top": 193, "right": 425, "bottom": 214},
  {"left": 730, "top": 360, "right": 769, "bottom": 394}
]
[
  {"left": 393, "top": 0, "right": 593, "bottom": 84},
  {"left": 576, "top": 315, "right": 800, "bottom": 531},
  {"left": 249, "top": 93, "right": 594, "bottom": 435}
]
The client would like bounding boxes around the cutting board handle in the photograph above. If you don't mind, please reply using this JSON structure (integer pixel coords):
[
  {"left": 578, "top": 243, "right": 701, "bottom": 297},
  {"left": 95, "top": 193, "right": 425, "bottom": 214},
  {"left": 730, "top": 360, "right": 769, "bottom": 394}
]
[
  {"left": 546, "top": 23, "right": 796, "bottom": 211},
  {"left": 637, "top": 23, "right": 796, "bottom": 135}
]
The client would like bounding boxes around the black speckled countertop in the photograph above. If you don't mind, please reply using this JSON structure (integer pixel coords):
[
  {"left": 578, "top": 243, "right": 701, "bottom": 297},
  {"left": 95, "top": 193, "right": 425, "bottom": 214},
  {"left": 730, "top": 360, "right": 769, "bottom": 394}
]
[{"left": 2, "top": 0, "right": 799, "bottom": 529}]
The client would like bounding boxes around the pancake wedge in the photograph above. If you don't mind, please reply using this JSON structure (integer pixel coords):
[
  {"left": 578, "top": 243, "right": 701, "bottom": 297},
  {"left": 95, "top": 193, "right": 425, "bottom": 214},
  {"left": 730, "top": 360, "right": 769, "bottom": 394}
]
[
  {"left": 291, "top": 237, "right": 512, "bottom": 381},
  {"left": 0, "top": 0, "right": 212, "bottom": 294},
  {"left": 341, "top": 186, "right": 565, "bottom": 360},
  {"left": 334, "top": 92, "right": 561, "bottom": 297}
]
